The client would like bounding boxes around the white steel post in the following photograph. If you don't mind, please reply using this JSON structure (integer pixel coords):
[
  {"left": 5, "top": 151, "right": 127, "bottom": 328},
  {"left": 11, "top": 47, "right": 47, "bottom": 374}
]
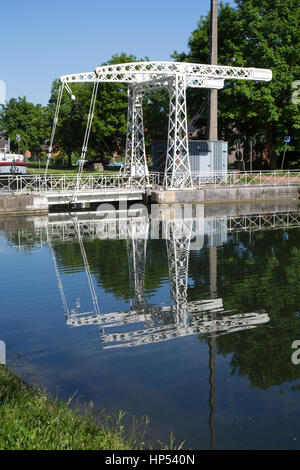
[
  {"left": 127, "top": 218, "right": 149, "bottom": 310},
  {"left": 166, "top": 218, "right": 193, "bottom": 317},
  {"left": 164, "top": 75, "right": 193, "bottom": 188},
  {"left": 124, "top": 85, "right": 149, "bottom": 179}
]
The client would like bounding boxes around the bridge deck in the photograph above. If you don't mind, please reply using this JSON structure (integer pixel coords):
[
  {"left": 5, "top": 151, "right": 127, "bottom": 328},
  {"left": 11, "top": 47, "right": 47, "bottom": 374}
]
[{"left": 46, "top": 188, "right": 145, "bottom": 205}]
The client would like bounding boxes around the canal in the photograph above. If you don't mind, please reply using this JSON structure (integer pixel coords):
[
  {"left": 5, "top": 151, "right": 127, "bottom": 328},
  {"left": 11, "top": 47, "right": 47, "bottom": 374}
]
[{"left": 1, "top": 201, "right": 300, "bottom": 449}]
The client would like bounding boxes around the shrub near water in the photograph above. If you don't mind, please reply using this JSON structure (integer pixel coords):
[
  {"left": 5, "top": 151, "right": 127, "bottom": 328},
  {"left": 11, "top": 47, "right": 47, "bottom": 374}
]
[{"left": 0, "top": 365, "right": 135, "bottom": 450}]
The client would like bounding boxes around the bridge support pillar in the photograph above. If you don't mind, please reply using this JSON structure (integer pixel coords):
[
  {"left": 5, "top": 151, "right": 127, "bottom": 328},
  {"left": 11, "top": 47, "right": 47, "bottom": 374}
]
[
  {"left": 124, "top": 86, "right": 149, "bottom": 179},
  {"left": 164, "top": 75, "right": 193, "bottom": 189}
]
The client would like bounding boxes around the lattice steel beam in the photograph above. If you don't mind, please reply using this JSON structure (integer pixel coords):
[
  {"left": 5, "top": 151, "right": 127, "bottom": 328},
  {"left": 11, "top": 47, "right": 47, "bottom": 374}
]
[
  {"left": 99, "top": 311, "right": 269, "bottom": 348},
  {"left": 134, "top": 76, "right": 224, "bottom": 94},
  {"left": 123, "top": 85, "right": 149, "bottom": 178},
  {"left": 127, "top": 218, "right": 149, "bottom": 309},
  {"left": 164, "top": 75, "right": 193, "bottom": 188},
  {"left": 60, "top": 63, "right": 271, "bottom": 85},
  {"left": 91, "top": 62, "right": 272, "bottom": 83},
  {"left": 165, "top": 218, "right": 194, "bottom": 318}
]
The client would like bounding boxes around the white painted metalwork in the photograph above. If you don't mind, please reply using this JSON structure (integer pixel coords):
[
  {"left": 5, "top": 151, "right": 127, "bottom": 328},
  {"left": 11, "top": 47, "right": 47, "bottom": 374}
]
[
  {"left": 0, "top": 172, "right": 160, "bottom": 193},
  {"left": 73, "top": 216, "right": 101, "bottom": 323},
  {"left": 2, "top": 170, "right": 300, "bottom": 196},
  {"left": 44, "top": 83, "right": 65, "bottom": 179},
  {"left": 226, "top": 212, "right": 300, "bottom": 233},
  {"left": 57, "top": 61, "right": 272, "bottom": 189},
  {"left": 164, "top": 75, "right": 193, "bottom": 187},
  {"left": 47, "top": 225, "right": 70, "bottom": 316},
  {"left": 73, "top": 80, "right": 99, "bottom": 200},
  {"left": 99, "top": 311, "right": 269, "bottom": 348},
  {"left": 123, "top": 86, "right": 149, "bottom": 178},
  {"left": 15, "top": 209, "right": 300, "bottom": 248},
  {"left": 166, "top": 218, "right": 193, "bottom": 316},
  {"left": 6, "top": 210, "right": 287, "bottom": 348},
  {"left": 61, "top": 62, "right": 272, "bottom": 84},
  {"left": 161, "top": 169, "right": 300, "bottom": 188},
  {"left": 47, "top": 215, "right": 104, "bottom": 334},
  {"left": 54, "top": 212, "right": 269, "bottom": 348},
  {"left": 127, "top": 218, "right": 149, "bottom": 309}
]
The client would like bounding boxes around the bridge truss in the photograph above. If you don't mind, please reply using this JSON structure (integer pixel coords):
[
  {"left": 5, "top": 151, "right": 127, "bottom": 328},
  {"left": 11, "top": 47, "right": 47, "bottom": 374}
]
[{"left": 47, "top": 61, "right": 272, "bottom": 190}]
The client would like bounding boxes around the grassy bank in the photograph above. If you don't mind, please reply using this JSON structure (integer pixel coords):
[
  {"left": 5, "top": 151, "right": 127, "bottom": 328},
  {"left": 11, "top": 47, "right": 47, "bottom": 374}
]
[
  {"left": 27, "top": 168, "right": 79, "bottom": 175},
  {"left": 27, "top": 168, "right": 119, "bottom": 175},
  {"left": 0, "top": 365, "right": 142, "bottom": 450}
]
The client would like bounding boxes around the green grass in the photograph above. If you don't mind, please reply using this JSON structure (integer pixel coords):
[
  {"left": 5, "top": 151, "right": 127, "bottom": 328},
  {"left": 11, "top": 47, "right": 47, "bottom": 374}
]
[
  {"left": 27, "top": 168, "right": 119, "bottom": 175},
  {"left": 0, "top": 365, "right": 146, "bottom": 450},
  {"left": 27, "top": 168, "right": 79, "bottom": 175}
]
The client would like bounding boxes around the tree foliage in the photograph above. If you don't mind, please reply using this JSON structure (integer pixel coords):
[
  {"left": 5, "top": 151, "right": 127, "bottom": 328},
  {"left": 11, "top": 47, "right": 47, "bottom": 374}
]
[
  {"left": 1, "top": 2, "right": 299, "bottom": 168},
  {"left": 173, "top": 0, "right": 300, "bottom": 167},
  {"left": 0, "top": 97, "right": 50, "bottom": 155},
  {"left": 50, "top": 52, "right": 170, "bottom": 166},
  {"left": 48, "top": 53, "right": 144, "bottom": 167}
]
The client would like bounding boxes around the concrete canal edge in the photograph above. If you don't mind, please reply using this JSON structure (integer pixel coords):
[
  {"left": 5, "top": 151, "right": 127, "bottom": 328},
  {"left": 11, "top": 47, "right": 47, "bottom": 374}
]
[
  {"left": 150, "top": 185, "right": 300, "bottom": 204},
  {"left": 0, "top": 194, "right": 49, "bottom": 215},
  {"left": 0, "top": 185, "right": 299, "bottom": 214}
]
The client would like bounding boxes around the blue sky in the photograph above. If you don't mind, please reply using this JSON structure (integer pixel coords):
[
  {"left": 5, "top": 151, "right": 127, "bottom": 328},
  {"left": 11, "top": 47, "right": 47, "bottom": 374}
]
[{"left": 1, "top": 0, "right": 235, "bottom": 105}]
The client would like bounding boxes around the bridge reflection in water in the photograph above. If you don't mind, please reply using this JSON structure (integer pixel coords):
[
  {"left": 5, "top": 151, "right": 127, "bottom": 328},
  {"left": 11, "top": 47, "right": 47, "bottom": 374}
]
[
  {"left": 6, "top": 203, "right": 300, "bottom": 450},
  {"left": 15, "top": 203, "right": 285, "bottom": 349},
  {"left": 12, "top": 204, "right": 300, "bottom": 348}
]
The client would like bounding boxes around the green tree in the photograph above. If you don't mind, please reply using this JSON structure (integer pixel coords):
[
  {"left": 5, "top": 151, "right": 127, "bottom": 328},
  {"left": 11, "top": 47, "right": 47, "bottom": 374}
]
[
  {"left": 173, "top": 0, "right": 300, "bottom": 167},
  {"left": 0, "top": 97, "right": 49, "bottom": 157},
  {"left": 48, "top": 53, "right": 147, "bottom": 167},
  {"left": 188, "top": 227, "right": 300, "bottom": 390}
]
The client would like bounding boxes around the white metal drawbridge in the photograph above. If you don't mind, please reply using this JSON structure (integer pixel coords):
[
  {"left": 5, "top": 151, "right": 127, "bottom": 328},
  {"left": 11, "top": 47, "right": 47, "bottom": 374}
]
[{"left": 46, "top": 61, "right": 272, "bottom": 193}]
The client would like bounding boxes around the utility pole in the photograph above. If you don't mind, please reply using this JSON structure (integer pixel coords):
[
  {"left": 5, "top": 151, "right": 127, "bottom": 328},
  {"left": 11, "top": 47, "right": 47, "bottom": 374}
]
[
  {"left": 207, "top": 0, "right": 218, "bottom": 141},
  {"left": 208, "top": 243, "right": 217, "bottom": 449},
  {"left": 208, "top": 0, "right": 218, "bottom": 420}
]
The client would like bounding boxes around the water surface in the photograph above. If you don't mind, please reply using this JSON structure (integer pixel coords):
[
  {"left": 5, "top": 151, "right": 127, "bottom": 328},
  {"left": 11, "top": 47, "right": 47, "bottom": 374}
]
[{"left": 1, "top": 202, "right": 300, "bottom": 449}]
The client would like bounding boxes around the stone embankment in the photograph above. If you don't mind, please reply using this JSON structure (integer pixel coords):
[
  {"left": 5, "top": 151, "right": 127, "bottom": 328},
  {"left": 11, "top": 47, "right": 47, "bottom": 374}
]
[
  {"left": 150, "top": 185, "right": 300, "bottom": 204},
  {"left": 0, "top": 194, "right": 48, "bottom": 215},
  {"left": 0, "top": 184, "right": 299, "bottom": 215}
]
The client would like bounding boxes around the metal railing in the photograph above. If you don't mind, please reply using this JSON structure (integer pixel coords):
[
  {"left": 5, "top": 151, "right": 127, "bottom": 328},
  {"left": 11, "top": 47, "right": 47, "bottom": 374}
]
[
  {"left": 1, "top": 170, "right": 300, "bottom": 193},
  {"left": 163, "top": 170, "right": 300, "bottom": 189},
  {"left": 0, "top": 172, "right": 161, "bottom": 193}
]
